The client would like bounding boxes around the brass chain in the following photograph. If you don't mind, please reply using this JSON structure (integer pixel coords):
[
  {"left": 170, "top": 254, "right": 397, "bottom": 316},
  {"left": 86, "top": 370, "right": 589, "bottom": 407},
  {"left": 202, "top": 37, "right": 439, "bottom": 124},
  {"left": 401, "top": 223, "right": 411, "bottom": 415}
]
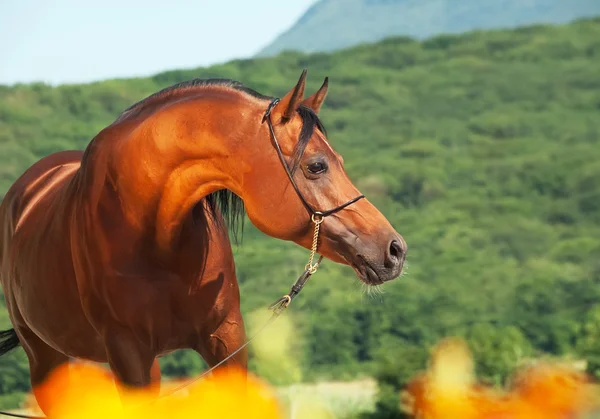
[{"left": 305, "top": 214, "right": 323, "bottom": 274}]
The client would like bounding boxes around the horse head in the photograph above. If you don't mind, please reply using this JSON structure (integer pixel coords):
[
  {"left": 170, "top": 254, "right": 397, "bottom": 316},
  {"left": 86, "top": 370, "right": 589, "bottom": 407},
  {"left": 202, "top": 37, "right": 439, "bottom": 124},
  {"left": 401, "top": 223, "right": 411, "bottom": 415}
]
[{"left": 241, "top": 70, "right": 407, "bottom": 285}]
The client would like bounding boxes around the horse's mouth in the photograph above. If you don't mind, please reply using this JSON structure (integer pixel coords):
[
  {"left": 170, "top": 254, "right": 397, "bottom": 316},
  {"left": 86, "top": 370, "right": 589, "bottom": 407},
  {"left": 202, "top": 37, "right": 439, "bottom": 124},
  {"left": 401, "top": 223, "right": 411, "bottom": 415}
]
[
  {"left": 351, "top": 258, "right": 385, "bottom": 286},
  {"left": 328, "top": 237, "right": 404, "bottom": 285},
  {"left": 361, "top": 265, "right": 385, "bottom": 285},
  {"left": 349, "top": 254, "right": 404, "bottom": 286}
]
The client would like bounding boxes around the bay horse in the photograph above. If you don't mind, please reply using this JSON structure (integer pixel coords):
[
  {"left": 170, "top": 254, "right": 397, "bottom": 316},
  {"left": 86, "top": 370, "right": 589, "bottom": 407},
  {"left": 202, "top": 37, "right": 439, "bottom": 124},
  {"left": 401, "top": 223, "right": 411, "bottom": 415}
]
[{"left": 0, "top": 70, "right": 406, "bottom": 415}]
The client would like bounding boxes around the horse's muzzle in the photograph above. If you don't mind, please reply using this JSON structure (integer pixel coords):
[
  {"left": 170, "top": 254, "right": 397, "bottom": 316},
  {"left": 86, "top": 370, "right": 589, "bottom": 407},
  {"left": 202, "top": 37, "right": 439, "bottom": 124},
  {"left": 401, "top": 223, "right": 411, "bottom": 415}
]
[{"left": 348, "top": 234, "right": 407, "bottom": 285}]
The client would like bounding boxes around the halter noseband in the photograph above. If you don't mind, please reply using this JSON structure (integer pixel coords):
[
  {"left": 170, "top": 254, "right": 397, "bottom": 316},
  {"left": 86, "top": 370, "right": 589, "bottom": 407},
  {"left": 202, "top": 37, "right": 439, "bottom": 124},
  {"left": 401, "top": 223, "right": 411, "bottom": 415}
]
[{"left": 262, "top": 97, "right": 365, "bottom": 277}]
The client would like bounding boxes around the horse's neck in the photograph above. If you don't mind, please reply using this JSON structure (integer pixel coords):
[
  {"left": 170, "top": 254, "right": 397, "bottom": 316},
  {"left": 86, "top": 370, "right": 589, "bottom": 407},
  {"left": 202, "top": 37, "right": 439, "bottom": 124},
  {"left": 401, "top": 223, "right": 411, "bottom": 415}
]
[{"left": 79, "top": 93, "right": 257, "bottom": 263}]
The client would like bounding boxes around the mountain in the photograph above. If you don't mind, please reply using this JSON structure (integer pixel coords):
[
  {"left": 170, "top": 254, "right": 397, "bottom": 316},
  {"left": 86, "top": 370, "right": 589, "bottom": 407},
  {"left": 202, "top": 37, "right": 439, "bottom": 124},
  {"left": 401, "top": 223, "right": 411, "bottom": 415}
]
[
  {"left": 1, "top": 17, "right": 600, "bottom": 416},
  {"left": 256, "top": 0, "right": 600, "bottom": 57}
]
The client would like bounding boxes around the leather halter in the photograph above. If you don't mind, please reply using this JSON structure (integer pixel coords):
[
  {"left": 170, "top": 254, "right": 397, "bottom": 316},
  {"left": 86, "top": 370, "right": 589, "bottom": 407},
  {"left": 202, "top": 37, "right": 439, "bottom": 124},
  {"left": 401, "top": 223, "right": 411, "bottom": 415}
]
[{"left": 262, "top": 98, "right": 365, "bottom": 218}]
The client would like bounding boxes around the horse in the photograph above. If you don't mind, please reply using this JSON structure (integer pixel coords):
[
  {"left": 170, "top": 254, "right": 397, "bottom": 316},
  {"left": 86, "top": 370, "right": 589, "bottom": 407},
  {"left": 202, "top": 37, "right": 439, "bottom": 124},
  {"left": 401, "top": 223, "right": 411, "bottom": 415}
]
[{"left": 0, "top": 70, "right": 407, "bottom": 415}]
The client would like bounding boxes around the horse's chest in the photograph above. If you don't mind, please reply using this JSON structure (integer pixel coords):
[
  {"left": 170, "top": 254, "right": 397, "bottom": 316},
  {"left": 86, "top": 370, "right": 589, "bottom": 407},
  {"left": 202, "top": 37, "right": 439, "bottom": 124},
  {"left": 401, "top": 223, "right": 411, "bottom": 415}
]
[{"left": 84, "top": 268, "right": 236, "bottom": 349}]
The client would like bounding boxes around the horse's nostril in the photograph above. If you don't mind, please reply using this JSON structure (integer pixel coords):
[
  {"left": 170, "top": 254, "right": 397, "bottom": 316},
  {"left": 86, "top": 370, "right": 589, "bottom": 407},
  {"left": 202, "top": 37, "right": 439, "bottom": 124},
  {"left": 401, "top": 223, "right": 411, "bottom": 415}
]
[
  {"left": 385, "top": 239, "right": 405, "bottom": 268},
  {"left": 390, "top": 240, "right": 403, "bottom": 260}
]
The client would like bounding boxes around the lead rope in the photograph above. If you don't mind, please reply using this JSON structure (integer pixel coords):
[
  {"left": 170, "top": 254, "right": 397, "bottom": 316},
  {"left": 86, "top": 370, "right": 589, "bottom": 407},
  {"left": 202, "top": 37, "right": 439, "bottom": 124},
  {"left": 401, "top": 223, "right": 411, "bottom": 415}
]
[
  {"left": 158, "top": 215, "right": 324, "bottom": 399},
  {"left": 306, "top": 215, "right": 323, "bottom": 274}
]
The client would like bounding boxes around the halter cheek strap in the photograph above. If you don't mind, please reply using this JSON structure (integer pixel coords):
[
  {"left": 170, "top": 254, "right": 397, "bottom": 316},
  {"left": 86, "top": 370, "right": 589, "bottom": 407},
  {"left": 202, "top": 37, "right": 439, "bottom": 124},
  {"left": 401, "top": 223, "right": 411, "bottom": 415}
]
[
  {"left": 262, "top": 97, "right": 365, "bottom": 297},
  {"left": 262, "top": 98, "right": 365, "bottom": 219}
]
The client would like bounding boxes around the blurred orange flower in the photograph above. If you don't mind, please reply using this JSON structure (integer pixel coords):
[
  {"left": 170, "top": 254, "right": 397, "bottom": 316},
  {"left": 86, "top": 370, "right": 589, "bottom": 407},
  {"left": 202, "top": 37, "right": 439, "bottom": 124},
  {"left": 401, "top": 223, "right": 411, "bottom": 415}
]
[{"left": 402, "top": 337, "right": 600, "bottom": 419}]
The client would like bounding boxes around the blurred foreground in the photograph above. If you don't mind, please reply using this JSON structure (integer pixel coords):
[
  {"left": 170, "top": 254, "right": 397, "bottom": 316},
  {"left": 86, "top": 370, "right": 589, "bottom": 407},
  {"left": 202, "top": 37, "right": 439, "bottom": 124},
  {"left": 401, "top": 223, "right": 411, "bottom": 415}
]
[
  {"left": 402, "top": 338, "right": 600, "bottom": 419},
  {"left": 11, "top": 337, "right": 599, "bottom": 419}
]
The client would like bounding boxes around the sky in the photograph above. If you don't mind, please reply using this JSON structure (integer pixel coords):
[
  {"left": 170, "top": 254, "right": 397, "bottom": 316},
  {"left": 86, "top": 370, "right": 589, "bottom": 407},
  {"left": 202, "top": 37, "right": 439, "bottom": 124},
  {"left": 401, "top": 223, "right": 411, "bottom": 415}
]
[{"left": 0, "top": 0, "right": 317, "bottom": 86}]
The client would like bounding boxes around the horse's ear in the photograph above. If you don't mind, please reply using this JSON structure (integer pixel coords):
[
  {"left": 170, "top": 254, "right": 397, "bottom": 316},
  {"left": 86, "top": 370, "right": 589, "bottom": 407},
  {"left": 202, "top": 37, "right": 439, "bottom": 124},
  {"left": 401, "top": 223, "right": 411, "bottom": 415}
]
[
  {"left": 272, "top": 69, "right": 307, "bottom": 123},
  {"left": 301, "top": 77, "right": 329, "bottom": 114}
]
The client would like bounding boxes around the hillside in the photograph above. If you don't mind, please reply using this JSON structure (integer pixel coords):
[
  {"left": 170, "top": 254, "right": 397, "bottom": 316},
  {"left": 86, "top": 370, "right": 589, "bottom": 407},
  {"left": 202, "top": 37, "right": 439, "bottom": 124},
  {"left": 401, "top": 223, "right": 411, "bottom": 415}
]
[
  {"left": 2, "top": 17, "right": 600, "bottom": 417},
  {"left": 256, "top": 0, "right": 600, "bottom": 57}
]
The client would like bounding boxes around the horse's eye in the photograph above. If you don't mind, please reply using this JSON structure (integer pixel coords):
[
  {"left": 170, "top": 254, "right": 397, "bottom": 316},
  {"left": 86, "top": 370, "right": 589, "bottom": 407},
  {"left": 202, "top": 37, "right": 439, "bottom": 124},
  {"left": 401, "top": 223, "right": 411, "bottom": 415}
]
[{"left": 307, "top": 161, "right": 328, "bottom": 174}]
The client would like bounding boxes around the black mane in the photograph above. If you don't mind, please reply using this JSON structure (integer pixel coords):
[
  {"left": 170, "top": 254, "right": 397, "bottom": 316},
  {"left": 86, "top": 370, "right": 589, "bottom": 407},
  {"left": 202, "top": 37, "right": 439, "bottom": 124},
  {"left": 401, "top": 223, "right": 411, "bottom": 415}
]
[{"left": 119, "top": 78, "right": 327, "bottom": 244}]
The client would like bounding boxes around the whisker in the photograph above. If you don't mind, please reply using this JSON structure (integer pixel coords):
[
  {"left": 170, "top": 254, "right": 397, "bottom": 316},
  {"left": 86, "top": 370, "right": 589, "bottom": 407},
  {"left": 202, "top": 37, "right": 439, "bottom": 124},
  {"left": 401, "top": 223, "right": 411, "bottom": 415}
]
[
  {"left": 400, "top": 261, "right": 410, "bottom": 278},
  {"left": 372, "top": 284, "right": 385, "bottom": 302},
  {"left": 361, "top": 282, "right": 368, "bottom": 295},
  {"left": 357, "top": 282, "right": 384, "bottom": 303}
]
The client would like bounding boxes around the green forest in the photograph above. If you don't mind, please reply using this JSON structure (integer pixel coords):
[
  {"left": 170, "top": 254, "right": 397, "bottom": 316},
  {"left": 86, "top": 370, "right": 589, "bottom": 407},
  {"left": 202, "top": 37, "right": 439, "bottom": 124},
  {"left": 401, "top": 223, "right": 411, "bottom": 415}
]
[{"left": 1, "top": 16, "right": 600, "bottom": 418}]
